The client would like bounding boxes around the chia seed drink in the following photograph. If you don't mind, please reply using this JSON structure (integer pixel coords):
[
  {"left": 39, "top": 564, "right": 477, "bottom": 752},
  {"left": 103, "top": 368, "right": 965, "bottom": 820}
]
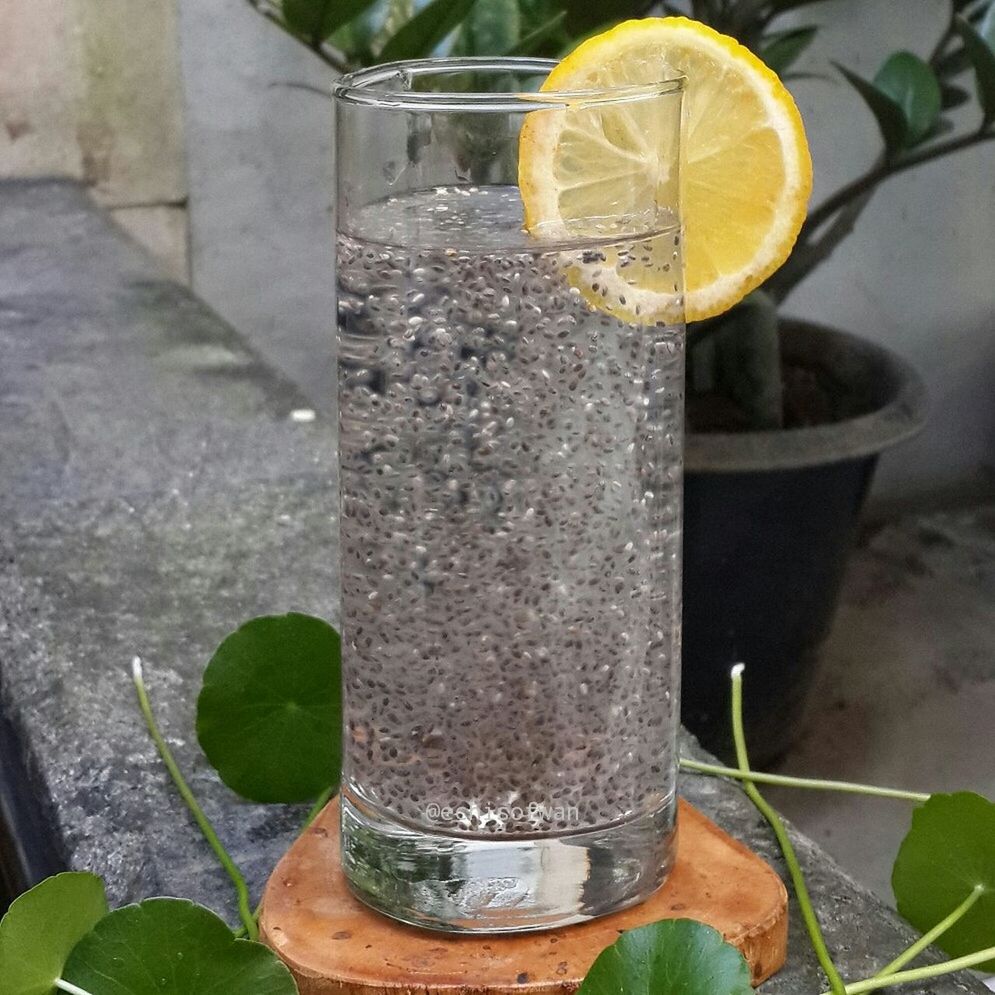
[{"left": 334, "top": 60, "right": 685, "bottom": 932}]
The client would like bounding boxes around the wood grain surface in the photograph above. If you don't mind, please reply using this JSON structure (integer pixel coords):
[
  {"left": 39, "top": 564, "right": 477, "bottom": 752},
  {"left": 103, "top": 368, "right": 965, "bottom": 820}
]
[{"left": 260, "top": 798, "right": 787, "bottom": 993}]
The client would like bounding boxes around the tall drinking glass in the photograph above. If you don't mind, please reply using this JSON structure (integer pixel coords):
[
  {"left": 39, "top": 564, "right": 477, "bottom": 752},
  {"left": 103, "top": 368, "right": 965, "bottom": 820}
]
[{"left": 334, "top": 58, "right": 685, "bottom": 933}]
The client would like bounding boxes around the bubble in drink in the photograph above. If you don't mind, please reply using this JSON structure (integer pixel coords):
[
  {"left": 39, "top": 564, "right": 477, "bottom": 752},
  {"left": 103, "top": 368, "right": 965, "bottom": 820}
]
[{"left": 338, "top": 186, "right": 683, "bottom": 837}]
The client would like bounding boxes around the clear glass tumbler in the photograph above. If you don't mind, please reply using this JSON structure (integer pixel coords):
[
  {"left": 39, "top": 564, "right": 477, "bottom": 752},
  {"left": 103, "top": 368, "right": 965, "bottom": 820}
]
[{"left": 334, "top": 58, "right": 685, "bottom": 932}]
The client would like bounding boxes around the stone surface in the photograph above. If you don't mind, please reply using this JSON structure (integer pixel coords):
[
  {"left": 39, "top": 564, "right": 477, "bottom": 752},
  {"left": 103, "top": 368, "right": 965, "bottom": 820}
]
[
  {"left": 110, "top": 204, "right": 190, "bottom": 284},
  {"left": 769, "top": 505, "right": 995, "bottom": 902},
  {"left": 0, "top": 180, "right": 325, "bottom": 514},
  {"left": 0, "top": 179, "right": 986, "bottom": 993}
]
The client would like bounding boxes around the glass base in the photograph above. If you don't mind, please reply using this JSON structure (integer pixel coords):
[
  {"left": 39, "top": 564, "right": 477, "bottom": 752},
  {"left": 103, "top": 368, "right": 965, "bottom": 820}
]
[{"left": 340, "top": 790, "right": 678, "bottom": 933}]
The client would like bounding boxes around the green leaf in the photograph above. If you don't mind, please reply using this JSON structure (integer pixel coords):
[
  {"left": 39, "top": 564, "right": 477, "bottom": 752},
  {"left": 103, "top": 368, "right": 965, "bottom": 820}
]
[
  {"left": 760, "top": 26, "right": 817, "bottom": 74},
  {"left": 941, "top": 82, "right": 972, "bottom": 108},
  {"left": 873, "top": 52, "right": 942, "bottom": 146},
  {"left": 892, "top": 792, "right": 995, "bottom": 971},
  {"left": 955, "top": 14, "right": 995, "bottom": 124},
  {"left": 62, "top": 898, "right": 299, "bottom": 995},
  {"left": 379, "top": 0, "right": 477, "bottom": 62},
  {"left": 835, "top": 62, "right": 908, "bottom": 154},
  {"left": 982, "top": 0, "right": 995, "bottom": 48},
  {"left": 578, "top": 919, "right": 754, "bottom": 995},
  {"left": 282, "top": 0, "right": 378, "bottom": 46},
  {"left": 504, "top": 10, "right": 567, "bottom": 56},
  {"left": 197, "top": 612, "right": 342, "bottom": 803},
  {"left": 454, "top": 0, "right": 520, "bottom": 55},
  {"left": 563, "top": 0, "right": 647, "bottom": 33},
  {"left": 0, "top": 873, "right": 109, "bottom": 995}
]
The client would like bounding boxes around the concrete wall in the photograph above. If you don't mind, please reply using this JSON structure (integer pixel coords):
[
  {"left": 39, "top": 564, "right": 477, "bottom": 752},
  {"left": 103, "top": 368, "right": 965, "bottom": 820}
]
[
  {"left": 0, "top": 0, "right": 189, "bottom": 282},
  {"left": 177, "top": 0, "right": 335, "bottom": 408}
]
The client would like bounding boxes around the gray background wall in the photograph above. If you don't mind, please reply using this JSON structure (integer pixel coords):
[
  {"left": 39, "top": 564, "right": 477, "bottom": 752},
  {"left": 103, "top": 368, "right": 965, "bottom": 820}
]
[{"left": 178, "top": 0, "right": 335, "bottom": 407}]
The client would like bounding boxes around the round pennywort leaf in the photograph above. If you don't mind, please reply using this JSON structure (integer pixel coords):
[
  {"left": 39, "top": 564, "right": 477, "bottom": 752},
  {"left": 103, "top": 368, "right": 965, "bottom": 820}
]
[
  {"left": 62, "top": 898, "right": 298, "bottom": 994},
  {"left": 892, "top": 792, "right": 995, "bottom": 970},
  {"left": 0, "top": 872, "right": 109, "bottom": 995},
  {"left": 197, "top": 612, "right": 341, "bottom": 803},
  {"left": 577, "top": 919, "right": 753, "bottom": 995}
]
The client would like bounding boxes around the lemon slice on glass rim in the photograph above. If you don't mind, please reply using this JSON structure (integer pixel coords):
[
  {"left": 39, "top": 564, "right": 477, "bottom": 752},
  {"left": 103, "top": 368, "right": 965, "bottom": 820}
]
[{"left": 518, "top": 16, "right": 813, "bottom": 324}]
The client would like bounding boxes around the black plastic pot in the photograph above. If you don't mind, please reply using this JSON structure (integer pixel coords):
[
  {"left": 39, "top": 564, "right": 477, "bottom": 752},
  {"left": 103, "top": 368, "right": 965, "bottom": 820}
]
[{"left": 681, "top": 320, "right": 928, "bottom": 765}]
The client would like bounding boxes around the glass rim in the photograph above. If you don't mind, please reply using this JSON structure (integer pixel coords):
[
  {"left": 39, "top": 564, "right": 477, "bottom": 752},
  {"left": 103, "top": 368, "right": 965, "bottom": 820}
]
[{"left": 332, "top": 57, "right": 686, "bottom": 112}]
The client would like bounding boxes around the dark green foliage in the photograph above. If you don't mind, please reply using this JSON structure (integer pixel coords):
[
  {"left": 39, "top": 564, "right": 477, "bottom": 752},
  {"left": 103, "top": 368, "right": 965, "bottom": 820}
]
[
  {"left": 379, "top": 0, "right": 478, "bottom": 61},
  {"left": 282, "top": 0, "right": 378, "bottom": 47},
  {"left": 689, "top": 292, "right": 783, "bottom": 431},
  {"left": 0, "top": 873, "right": 109, "bottom": 995},
  {"left": 955, "top": 14, "right": 995, "bottom": 123},
  {"left": 835, "top": 62, "right": 909, "bottom": 155},
  {"left": 63, "top": 899, "right": 299, "bottom": 994},
  {"left": 761, "top": 26, "right": 817, "bottom": 73},
  {"left": 197, "top": 612, "right": 342, "bottom": 803},
  {"left": 873, "top": 52, "right": 942, "bottom": 146},
  {"left": 577, "top": 920, "right": 754, "bottom": 995},
  {"left": 893, "top": 793, "right": 995, "bottom": 972}
]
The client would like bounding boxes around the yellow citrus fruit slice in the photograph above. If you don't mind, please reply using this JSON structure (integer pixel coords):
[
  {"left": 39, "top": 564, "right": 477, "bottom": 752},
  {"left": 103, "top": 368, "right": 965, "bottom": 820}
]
[{"left": 519, "top": 16, "right": 813, "bottom": 323}]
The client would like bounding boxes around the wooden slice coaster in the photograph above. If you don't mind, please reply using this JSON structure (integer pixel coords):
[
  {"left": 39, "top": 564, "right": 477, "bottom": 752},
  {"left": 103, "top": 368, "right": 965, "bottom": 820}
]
[{"left": 260, "top": 799, "right": 787, "bottom": 993}]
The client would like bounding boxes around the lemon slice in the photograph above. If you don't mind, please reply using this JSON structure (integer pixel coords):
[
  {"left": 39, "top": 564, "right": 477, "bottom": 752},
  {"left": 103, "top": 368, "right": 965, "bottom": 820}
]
[{"left": 519, "top": 16, "right": 813, "bottom": 323}]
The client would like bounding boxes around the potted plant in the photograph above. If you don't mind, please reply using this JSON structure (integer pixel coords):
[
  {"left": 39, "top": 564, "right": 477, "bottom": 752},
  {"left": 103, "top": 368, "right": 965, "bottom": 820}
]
[{"left": 246, "top": 0, "right": 994, "bottom": 762}]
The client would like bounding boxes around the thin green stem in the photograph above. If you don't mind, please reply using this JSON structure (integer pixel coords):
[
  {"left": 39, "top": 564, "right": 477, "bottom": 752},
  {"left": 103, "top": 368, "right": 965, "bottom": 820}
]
[
  {"left": 131, "top": 657, "right": 258, "bottom": 940},
  {"left": 730, "top": 665, "right": 847, "bottom": 995},
  {"left": 873, "top": 885, "right": 985, "bottom": 978},
  {"left": 680, "top": 758, "right": 930, "bottom": 803},
  {"left": 929, "top": 0, "right": 959, "bottom": 68},
  {"left": 821, "top": 943, "right": 995, "bottom": 995},
  {"left": 303, "top": 786, "right": 334, "bottom": 827},
  {"left": 55, "top": 981, "right": 95, "bottom": 995},
  {"left": 234, "top": 785, "right": 336, "bottom": 939}
]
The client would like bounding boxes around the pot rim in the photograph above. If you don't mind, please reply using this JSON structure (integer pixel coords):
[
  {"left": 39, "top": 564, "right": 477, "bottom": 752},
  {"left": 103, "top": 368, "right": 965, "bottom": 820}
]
[{"left": 685, "top": 318, "right": 929, "bottom": 474}]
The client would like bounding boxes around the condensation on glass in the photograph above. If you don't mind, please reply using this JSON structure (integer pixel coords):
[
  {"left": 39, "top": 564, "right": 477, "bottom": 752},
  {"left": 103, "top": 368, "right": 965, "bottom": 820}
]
[{"left": 334, "top": 58, "right": 686, "bottom": 933}]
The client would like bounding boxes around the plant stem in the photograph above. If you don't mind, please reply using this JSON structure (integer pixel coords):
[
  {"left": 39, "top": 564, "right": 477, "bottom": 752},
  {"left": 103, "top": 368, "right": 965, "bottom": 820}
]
[
  {"left": 55, "top": 981, "right": 96, "bottom": 995},
  {"left": 767, "top": 127, "right": 995, "bottom": 300},
  {"left": 131, "top": 657, "right": 258, "bottom": 940},
  {"left": 929, "top": 0, "right": 959, "bottom": 67},
  {"left": 803, "top": 128, "right": 995, "bottom": 236},
  {"left": 233, "top": 785, "right": 336, "bottom": 939},
  {"left": 729, "top": 665, "right": 847, "bottom": 995},
  {"left": 680, "top": 758, "right": 930, "bottom": 803},
  {"left": 821, "top": 943, "right": 995, "bottom": 995},
  {"left": 241, "top": 0, "right": 351, "bottom": 72},
  {"left": 304, "top": 786, "right": 334, "bottom": 826},
  {"left": 872, "top": 885, "right": 985, "bottom": 978}
]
